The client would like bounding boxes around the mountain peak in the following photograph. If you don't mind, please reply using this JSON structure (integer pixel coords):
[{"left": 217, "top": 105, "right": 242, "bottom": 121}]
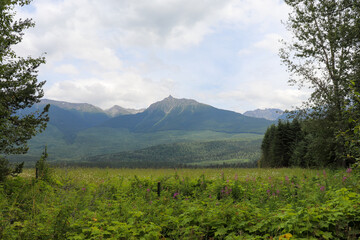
[
  {"left": 147, "top": 96, "right": 202, "bottom": 113},
  {"left": 105, "top": 105, "right": 144, "bottom": 117},
  {"left": 243, "top": 108, "right": 284, "bottom": 120},
  {"left": 40, "top": 99, "right": 104, "bottom": 113}
]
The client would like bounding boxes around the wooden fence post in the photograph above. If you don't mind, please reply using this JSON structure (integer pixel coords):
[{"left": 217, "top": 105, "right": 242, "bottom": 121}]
[{"left": 157, "top": 182, "right": 161, "bottom": 197}]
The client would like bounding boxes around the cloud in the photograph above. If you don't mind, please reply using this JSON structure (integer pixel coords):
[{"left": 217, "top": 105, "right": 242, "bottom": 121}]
[
  {"left": 54, "top": 64, "right": 79, "bottom": 75},
  {"left": 218, "top": 86, "right": 310, "bottom": 113},
  {"left": 12, "top": 0, "right": 296, "bottom": 111},
  {"left": 46, "top": 73, "right": 175, "bottom": 109},
  {"left": 254, "top": 33, "right": 283, "bottom": 54}
]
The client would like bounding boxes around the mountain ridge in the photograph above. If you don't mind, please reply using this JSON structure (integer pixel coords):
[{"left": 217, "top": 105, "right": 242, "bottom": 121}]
[
  {"left": 243, "top": 108, "right": 284, "bottom": 120},
  {"left": 102, "top": 96, "right": 273, "bottom": 133}
]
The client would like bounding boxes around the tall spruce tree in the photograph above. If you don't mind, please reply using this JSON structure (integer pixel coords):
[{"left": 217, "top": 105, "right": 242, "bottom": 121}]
[
  {"left": 0, "top": 0, "right": 49, "bottom": 181},
  {"left": 280, "top": 0, "right": 360, "bottom": 166}
]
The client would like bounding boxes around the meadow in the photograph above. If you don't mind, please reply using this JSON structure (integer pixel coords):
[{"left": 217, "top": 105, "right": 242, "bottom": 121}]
[{"left": 0, "top": 167, "right": 359, "bottom": 239}]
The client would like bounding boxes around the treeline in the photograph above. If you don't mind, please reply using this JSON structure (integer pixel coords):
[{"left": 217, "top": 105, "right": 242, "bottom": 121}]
[
  {"left": 76, "top": 139, "right": 261, "bottom": 168},
  {"left": 260, "top": 117, "right": 356, "bottom": 168},
  {"left": 52, "top": 160, "right": 258, "bottom": 169},
  {"left": 14, "top": 139, "right": 261, "bottom": 169}
]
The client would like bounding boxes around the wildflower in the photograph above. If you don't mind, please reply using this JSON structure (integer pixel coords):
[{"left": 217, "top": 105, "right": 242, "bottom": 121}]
[
  {"left": 267, "top": 189, "right": 271, "bottom": 195},
  {"left": 173, "top": 192, "right": 179, "bottom": 198},
  {"left": 146, "top": 188, "right": 150, "bottom": 192},
  {"left": 323, "top": 170, "right": 326, "bottom": 177},
  {"left": 234, "top": 174, "right": 238, "bottom": 180},
  {"left": 276, "top": 189, "right": 280, "bottom": 195},
  {"left": 285, "top": 176, "right": 289, "bottom": 182},
  {"left": 209, "top": 194, "right": 212, "bottom": 198},
  {"left": 92, "top": 218, "right": 97, "bottom": 222},
  {"left": 279, "top": 233, "right": 292, "bottom": 240},
  {"left": 346, "top": 168, "right": 352, "bottom": 173},
  {"left": 343, "top": 176, "right": 347, "bottom": 182},
  {"left": 320, "top": 186, "right": 325, "bottom": 191},
  {"left": 81, "top": 187, "right": 86, "bottom": 191}
]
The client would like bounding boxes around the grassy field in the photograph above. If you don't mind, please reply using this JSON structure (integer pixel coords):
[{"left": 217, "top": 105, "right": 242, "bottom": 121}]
[{"left": 1, "top": 167, "right": 359, "bottom": 239}]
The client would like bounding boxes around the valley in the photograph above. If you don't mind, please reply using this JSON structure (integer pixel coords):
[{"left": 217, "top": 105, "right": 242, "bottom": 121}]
[{"left": 12, "top": 96, "right": 276, "bottom": 166}]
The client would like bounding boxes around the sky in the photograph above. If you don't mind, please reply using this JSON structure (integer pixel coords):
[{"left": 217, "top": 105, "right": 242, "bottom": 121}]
[{"left": 15, "top": 0, "right": 311, "bottom": 113}]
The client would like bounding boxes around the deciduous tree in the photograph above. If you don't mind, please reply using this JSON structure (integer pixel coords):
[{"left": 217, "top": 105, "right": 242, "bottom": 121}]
[{"left": 280, "top": 0, "right": 360, "bottom": 166}]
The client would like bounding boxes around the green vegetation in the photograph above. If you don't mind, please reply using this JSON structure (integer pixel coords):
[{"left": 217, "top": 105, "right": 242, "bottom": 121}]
[
  {"left": 79, "top": 139, "right": 261, "bottom": 168},
  {"left": 0, "top": 168, "right": 359, "bottom": 239},
  {"left": 12, "top": 130, "right": 263, "bottom": 165},
  {"left": 0, "top": 0, "right": 49, "bottom": 181},
  {"left": 262, "top": 0, "right": 360, "bottom": 168}
]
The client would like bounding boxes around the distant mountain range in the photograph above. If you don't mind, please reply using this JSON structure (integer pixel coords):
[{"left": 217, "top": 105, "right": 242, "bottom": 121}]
[
  {"left": 243, "top": 108, "right": 284, "bottom": 120},
  {"left": 40, "top": 99, "right": 145, "bottom": 117},
  {"left": 13, "top": 96, "right": 276, "bottom": 164},
  {"left": 102, "top": 96, "right": 273, "bottom": 133}
]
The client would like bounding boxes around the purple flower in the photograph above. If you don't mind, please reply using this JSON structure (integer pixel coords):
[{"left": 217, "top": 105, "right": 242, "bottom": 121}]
[
  {"left": 266, "top": 189, "right": 270, "bottom": 195},
  {"left": 343, "top": 176, "right": 347, "bottom": 182},
  {"left": 320, "top": 186, "right": 325, "bottom": 191},
  {"left": 173, "top": 192, "right": 179, "bottom": 198},
  {"left": 209, "top": 194, "right": 212, "bottom": 198},
  {"left": 285, "top": 176, "right": 289, "bottom": 182},
  {"left": 234, "top": 174, "right": 238, "bottom": 181},
  {"left": 276, "top": 189, "right": 280, "bottom": 195},
  {"left": 146, "top": 188, "right": 150, "bottom": 192},
  {"left": 323, "top": 170, "right": 326, "bottom": 177},
  {"left": 346, "top": 168, "right": 352, "bottom": 173},
  {"left": 81, "top": 187, "right": 86, "bottom": 191}
]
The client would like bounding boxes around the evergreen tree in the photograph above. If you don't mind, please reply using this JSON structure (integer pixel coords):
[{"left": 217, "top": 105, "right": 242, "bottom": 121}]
[{"left": 0, "top": 0, "right": 49, "bottom": 181}]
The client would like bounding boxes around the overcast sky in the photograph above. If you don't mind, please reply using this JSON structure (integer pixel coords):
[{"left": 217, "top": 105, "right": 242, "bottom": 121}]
[{"left": 15, "top": 0, "right": 311, "bottom": 113}]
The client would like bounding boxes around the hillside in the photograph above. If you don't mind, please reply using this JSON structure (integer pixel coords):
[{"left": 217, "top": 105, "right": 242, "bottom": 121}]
[{"left": 12, "top": 96, "right": 273, "bottom": 163}]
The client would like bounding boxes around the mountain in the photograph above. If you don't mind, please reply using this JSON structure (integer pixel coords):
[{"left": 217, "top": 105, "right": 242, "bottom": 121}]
[
  {"left": 102, "top": 96, "right": 273, "bottom": 133},
  {"left": 12, "top": 96, "right": 274, "bottom": 164},
  {"left": 243, "top": 108, "right": 284, "bottom": 120},
  {"left": 105, "top": 105, "right": 144, "bottom": 117},
  {"left": 40, "top": 99, "right": 104, "bottom": 113}
]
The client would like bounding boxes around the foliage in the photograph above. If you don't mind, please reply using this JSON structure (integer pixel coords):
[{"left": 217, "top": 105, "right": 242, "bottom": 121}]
[
  {"left": 0, "top": 167, "right": 359, "bottom": 239},
  {"left": 341, "top": 80, "right": 360, "bottom": 168},
  {"left": 280, "top": 0, "right": 360, "bottom": 167},
  {"left": 260, "top": 119, "right": 303, "bottom": 168},
  {"left": 35, "top": 146, "right": 52, "bottom": 182},
  {"left": 0, "top": 0, "right": 49, "bottom": 181},
  {"left": 82, "top": 139, "right": 261, "bottom": 168}
]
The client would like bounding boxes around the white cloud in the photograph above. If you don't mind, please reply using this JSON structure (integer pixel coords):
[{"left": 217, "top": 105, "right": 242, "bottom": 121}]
[
  {"left": 254, "top": 33, "right": 283, "bottom": 54},
  {"left": 12, "top": 0, "right": 296, "bottom": 111},
  {"left": 54, "top": 64, "right": 79, "bottom": 75},
  {"left": 218, "top": 86, "right": 310, "bottom": 113},
  {"left": 45, "top": 73, "right": 175, "bottom": 109}
]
